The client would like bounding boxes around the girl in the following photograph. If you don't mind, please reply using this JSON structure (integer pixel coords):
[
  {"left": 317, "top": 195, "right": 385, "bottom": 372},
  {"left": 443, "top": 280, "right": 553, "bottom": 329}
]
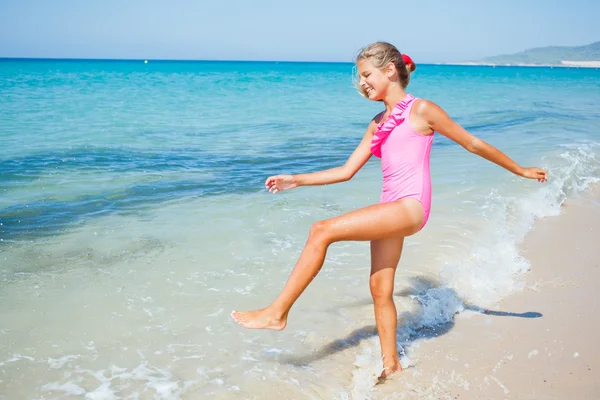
[{"left": 232, "top": 42, "right": 548, "bottom": 378}]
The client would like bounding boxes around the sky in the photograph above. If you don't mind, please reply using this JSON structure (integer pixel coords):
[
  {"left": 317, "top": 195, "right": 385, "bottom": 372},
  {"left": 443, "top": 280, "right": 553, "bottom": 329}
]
[{"left": 0, "top": 0, "right": 598, "bottom": 63}]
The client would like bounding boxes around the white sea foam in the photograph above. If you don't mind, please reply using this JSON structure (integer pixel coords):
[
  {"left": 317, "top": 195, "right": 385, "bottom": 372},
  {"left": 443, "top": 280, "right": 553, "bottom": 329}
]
[{"left": 347, "top": 142, "right": 599, "bottom": 397}]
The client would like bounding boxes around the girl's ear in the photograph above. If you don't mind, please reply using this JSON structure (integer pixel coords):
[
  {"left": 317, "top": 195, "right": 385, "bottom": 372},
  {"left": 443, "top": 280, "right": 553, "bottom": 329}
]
[{"left": 385, "top": 62, "right": 396, "bottom": 78}]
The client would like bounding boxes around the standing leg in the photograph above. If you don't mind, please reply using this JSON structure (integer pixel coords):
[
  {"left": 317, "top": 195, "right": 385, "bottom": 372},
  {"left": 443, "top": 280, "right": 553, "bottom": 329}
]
[
  {"left": 370, "top": 236, "right": 405, "bottom": 378},
  {"left": 231, "top": 198, "right": 423, "bottom": 330}
]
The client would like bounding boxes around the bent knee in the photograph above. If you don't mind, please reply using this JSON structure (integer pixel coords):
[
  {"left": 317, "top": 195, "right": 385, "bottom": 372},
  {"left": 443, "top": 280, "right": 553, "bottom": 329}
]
[{"left": 309, "top": 220, "right": 331, "bottom": 243}]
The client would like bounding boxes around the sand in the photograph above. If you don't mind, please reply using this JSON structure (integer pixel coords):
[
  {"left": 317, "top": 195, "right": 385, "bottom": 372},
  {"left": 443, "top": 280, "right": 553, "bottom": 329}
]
[
  {"left": 560, "top": 61, "right": 600, "bottom": 68},
  {"left": 372, "top": 186, "right": 600, "bottom": 399},
  {"left": 446, "top": 62, "right": 600, "bottom": 68}
]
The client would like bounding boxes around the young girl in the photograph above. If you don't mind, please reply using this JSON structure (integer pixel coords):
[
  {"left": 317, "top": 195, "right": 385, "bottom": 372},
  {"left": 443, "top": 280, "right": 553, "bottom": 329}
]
[{"left": 232, "top": 42, "right": 548, "bottom": 378}]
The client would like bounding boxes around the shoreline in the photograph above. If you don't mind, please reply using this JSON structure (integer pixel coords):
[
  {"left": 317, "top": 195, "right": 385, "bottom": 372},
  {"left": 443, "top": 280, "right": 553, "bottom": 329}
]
[
  {"left": 373, "top": 185, "right": 600, "bottom": 399},
  {"left": 441, "top": 61, "right": 600, "bottom": 69}
]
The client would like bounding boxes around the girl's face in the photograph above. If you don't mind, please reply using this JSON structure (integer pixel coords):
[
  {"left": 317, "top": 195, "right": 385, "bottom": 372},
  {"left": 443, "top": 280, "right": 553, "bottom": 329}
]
[{"left": 357, "top": 59, "right": 392, "bottom": 101}]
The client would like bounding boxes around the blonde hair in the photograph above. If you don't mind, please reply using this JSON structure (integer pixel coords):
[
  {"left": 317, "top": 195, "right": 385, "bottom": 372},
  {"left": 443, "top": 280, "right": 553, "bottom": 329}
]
[{"left": 353, "top": 42, "right": 412, "bottom": 98}]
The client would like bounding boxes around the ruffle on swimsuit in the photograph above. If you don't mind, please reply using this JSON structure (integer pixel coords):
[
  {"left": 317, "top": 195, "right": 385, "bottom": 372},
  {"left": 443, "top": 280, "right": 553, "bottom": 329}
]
[{"left": 370, "top": 94, "right": 415, "bottom": 159}]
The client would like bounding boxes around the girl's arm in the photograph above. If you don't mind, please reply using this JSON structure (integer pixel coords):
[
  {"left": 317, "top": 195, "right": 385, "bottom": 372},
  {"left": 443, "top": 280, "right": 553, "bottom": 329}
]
[
  {"left": 265, "top": 119, "right": 378, "bottom": 193},
  {"left": 415, "top": 100, "right": 548, "bottom": 182},
  {"left": 296, "top": 123, "right": 376, "bottom": 185}
]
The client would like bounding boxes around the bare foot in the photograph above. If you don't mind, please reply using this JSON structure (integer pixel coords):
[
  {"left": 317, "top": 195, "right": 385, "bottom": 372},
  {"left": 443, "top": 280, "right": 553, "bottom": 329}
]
[
  {"left": 377, "top": 363, "right": 402, "bottom": 383},
  {"left": 231, "top": 308, "right": 287, "bottom": 331}
]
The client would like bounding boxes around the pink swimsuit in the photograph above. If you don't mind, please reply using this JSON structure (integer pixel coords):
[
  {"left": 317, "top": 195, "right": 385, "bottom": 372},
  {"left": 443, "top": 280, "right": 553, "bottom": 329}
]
[{"left": 370, "top": 94, "right": 434, "bottom": 229}]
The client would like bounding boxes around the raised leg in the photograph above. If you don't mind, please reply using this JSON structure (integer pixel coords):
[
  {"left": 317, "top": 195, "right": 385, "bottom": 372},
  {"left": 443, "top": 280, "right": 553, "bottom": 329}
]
[{"left": 231, "top": 198, "right": 423, "bottom": 330}]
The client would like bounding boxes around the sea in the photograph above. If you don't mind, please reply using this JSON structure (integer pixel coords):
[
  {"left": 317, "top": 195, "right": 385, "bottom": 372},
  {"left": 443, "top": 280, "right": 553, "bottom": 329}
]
[{"left": 1, "top": 59, "right": 599, "bottom": 399}]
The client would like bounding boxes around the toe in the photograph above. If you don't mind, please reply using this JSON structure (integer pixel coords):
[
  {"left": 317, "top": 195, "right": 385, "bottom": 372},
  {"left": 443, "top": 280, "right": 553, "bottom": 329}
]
[{"left": 232, "top": 312, "right": 246, "bottom": 324}]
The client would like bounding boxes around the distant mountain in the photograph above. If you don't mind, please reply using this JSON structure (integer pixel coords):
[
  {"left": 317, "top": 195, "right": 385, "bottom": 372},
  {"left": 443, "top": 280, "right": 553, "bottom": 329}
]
[{"left": 475, "top": 41, "right": 600, "bottom": 65}]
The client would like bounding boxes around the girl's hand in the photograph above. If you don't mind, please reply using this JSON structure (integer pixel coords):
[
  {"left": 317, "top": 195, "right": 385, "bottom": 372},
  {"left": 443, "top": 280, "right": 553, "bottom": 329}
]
[
  {"left": 520, "top": 167, "right": 548, "bottom": 182},
  {"left": 265, "top": 174, "right": 298, "bottom": 194}
]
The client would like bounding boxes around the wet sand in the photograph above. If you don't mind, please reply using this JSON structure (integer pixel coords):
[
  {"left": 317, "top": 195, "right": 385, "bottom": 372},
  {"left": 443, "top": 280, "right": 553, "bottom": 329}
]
[{"left": 373, "top": 186, "right": 600, "bottom": 399}]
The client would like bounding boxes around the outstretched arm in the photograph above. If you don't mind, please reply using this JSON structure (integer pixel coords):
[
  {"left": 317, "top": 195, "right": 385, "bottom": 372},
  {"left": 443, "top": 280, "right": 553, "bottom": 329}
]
[
  {"left": 416, "top": 100, "right": 548, "bottom": 182},
  {"left": 266, "top": 120, "right": 378, "bottom": 193}
]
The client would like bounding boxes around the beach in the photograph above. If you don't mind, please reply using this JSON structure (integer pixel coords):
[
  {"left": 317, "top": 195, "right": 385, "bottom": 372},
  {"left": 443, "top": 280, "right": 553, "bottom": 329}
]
[
  {"left": 1, "top": 59, "right": 599, "bottom": 399},
  {"left": 560, "top": 61, "right": 600, "bottom": 68},
  {"left": 372, "top": 185, "right": 600, "bottom": 399},
  {"left": 446, "top": 61, "right": 600, "bottom": 68}
]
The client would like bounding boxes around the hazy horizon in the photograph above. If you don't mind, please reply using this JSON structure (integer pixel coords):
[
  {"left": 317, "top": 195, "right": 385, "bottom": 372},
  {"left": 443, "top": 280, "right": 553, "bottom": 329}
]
[{"left": 1, "top": 0, "right": 598, "bottom": 63}]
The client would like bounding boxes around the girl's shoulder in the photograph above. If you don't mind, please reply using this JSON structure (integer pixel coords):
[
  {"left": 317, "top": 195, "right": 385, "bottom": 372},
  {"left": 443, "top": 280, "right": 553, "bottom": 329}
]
[
  {"left": 366, "top": 110, "right": 386, "bottom": 133},
  {"left": 411, "top": 98, "right": 441, "bottom": 112},
  {"left": 372, "top": 110, "right": 386, "bottom": 125},
  {"left": 410, "top": 98, "right": 443, "bottom": 121}
]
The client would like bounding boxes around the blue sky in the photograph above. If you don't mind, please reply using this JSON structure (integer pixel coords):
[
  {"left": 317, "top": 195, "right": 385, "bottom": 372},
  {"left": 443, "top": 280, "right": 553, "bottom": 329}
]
[{"left": 0, "top": 0, "right": 598, "bottom": 62}]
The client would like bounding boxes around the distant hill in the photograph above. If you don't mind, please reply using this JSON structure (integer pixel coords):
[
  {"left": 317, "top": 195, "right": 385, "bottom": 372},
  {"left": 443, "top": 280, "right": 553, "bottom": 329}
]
[{"left": 475, "top": 41, "right": 600, "bottom": 66}]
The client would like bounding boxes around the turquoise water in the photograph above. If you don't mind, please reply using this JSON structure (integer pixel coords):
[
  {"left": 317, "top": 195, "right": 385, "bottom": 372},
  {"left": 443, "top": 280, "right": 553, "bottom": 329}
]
[{"left": 1, "top": 59, "right": 599, "bottom": 398}]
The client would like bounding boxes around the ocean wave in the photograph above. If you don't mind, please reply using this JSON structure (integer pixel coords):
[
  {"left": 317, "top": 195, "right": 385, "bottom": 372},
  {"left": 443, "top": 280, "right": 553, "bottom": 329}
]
[{"left": 349, "top": 141, "right": 599, "bottom": 397}]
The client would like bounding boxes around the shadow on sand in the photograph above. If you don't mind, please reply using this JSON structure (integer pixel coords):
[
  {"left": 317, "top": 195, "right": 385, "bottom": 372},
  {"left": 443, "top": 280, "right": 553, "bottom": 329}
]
[{"left": 280, "top": 276, "right": 542, "bottom": 367}]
